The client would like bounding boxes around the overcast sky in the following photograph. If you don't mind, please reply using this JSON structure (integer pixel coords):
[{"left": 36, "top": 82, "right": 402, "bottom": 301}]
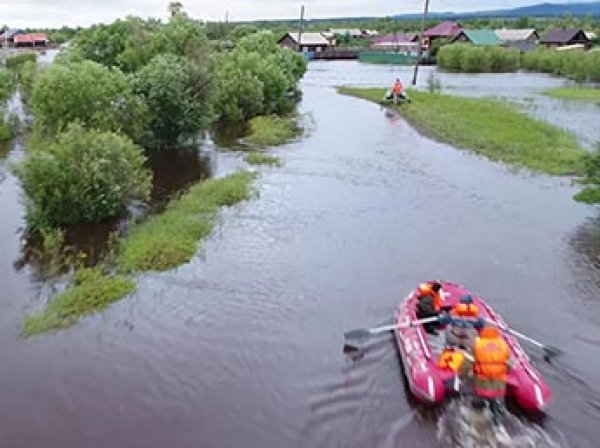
[{"left": 0, "top": 0, "right": 589, "bottom": 28}]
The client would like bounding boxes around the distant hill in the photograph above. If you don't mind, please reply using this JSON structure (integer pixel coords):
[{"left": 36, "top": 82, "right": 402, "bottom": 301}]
[{"left": 396, "top": 1, "right": 600, "bottom": 20}]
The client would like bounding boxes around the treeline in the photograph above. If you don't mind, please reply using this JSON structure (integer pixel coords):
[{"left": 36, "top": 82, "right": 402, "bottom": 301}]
[
  {"left": 438, "top": 44, "right": 600, "bottom": 81},
  {"left": 12, "top": 13, "right": 306, "bottom": 230}
]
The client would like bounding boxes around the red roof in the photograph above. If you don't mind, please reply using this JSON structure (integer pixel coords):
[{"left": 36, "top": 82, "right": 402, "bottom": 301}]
[
  {"left": 424, "top": 21, "right": 463, "bottom": 38},
  {"left": 14, "top": 33, "right": 48, "bottom": 44}
]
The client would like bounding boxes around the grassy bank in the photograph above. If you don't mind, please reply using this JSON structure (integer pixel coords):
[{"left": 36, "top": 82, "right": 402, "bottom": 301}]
[
  {"left": 118, "top": 171, "right": 256, "bottom": 273},
  {"left": 338, "top": 87, "right": 585, "bottom": 175},
  {"left": 245, "top": 115, "right": 297, "bottom": 146},
  {"left": 542, "top": 87, "right": 600, "bottom": 101},
  {"left": 24, "top": 269, "right": 135, "bottom": 336},
  {"left": 24, "top": 171, "right": 256, "bottom": 336},
  {"left": 245, "top": 152, "right": 282, "bottom": 167}
]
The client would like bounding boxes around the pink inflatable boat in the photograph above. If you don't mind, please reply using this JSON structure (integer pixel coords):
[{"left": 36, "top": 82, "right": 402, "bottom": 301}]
[{"left": 394, "top": 281, "right": 552, "bottom": 413}]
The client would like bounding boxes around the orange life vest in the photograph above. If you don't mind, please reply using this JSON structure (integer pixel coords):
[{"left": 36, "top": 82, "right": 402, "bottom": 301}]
[
  {"left": 452, "top": 303, "right": 479, "bottom": 318},
  {"left": 438, "top": 349, "right": 464, "bottom": 372},
  {"left": 431, "top": 290, "right": 442, "bottom": 312},
  {"left": 392, "top": 81, "right": 403, "bottom": 95},
  {"left": 473, "top": 335, "right": 510, "bottom": 382}
]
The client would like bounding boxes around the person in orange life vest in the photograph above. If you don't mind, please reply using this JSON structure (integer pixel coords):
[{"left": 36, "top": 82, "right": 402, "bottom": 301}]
[
  {"left": 440, "top": 295, "right": 483, "bottom": 351},
  {"left": 459, "top": 324, "right": 513, "bottom": 424},
  {"left": 391, "top": 78, "right": 405, "bottom": 103},
  {"left": 415, "top": 282, "right": 443, "bottom": 335}
]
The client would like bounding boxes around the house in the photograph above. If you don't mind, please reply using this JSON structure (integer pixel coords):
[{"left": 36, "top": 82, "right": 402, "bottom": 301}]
[
  {"left": 452, "top": 29, "right": 502, "bottom": 46},
  {"left": 0, "top": 29, "right": 26, "bottom": 46},
  {"left": 502, "top": 40, "right": 538, "bottom": 53},
  {"left": 586, "top": 31, "right": 597, "bottom": 41},
  {"left": 278, "top": 32, "right": 332, "bottom": 53},
  {"left": 424, "top": 21, "right": 463, "bottom": 41},
  {"left": 495, "top": 28, "right": 539, "bottom": 44},
  {"left": 371, "top": 33, "right": 419, "bottom": 53},
  {"left": 14, "top": 33, "right": 49, "bottom": 48},
  {"left": 329, "top": 28, "right": 363, "bottom": 39},
  {"left": 540, "top": 28, "right": 591, "bottom": 48}
]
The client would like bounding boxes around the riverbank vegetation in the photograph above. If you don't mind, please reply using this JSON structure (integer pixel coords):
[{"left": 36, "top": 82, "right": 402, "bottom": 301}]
[
  {"left": 118, "top": 171, "right": 255, "bottom": 273},
  {"left": 24, "top": 268, "right": 135, "bottom": 336},
  {"left": 245, "top": 152, "right": 283, "bottom": 167},
  {"left": 542, "top": 87, "right": 600, "bottom": 101},
  {"left": 338, "top": 87, "right": 585, "bottom": 175},
  {"left": 438, "top": 44, "right": 600, "bottom": 83},
  {"left": 438, "top": 45, "right": 521, "bottom": 73},
  {"left": 245, "top": 115, "right": 298, "bottom": 146}
]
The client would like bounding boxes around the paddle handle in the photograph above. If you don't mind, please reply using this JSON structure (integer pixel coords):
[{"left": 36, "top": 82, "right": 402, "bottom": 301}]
[
  {"left": 370, "top": 316, "right": 439, "bottom": 335},
  {"left": 485, "top": 318, "right": 545, "bottom": 349}
]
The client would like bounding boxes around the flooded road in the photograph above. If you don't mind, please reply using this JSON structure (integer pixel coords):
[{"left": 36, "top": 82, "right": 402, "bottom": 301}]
[{"left": 1, "top": 62, "right": 600, "bottom": 447}]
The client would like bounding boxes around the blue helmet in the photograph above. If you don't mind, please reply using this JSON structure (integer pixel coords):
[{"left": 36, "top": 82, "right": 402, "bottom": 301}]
[{"left": 459, "top": 294, "right": 473, "bottom": 304}]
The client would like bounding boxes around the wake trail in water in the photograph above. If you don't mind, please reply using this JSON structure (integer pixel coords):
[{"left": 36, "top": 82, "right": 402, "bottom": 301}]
[{"left": 437, "top": 397, "right": 568, "bottom": 448}]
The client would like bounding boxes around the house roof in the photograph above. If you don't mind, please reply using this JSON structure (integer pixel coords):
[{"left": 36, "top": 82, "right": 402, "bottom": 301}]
[
  {"left": 495, "top": 28, "right": 538, "bottom": 42},
  {"left": 460, "top": 29, "right": 502, "bottom": 45},
  {"left": 282, "top": 32, "right": 330, "bottom": 46},
  {"left": 14, "top": 33, "right": 49, "bottom": 44},
  {"left": 540, "top": 28, "right": 589, "bottom": 44},
  {"left": 372, "top": 33, "right": 418, "bottom": 44},
  {"left": 424, "top": 21, "right": 463, "bottom": 38}
]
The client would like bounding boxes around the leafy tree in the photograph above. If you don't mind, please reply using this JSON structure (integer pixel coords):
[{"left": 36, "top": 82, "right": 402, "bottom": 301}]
[
  {"left": 133, "top": 54, "right": 213, "bottom": 146},
  {"left": 15, "top": 124, "right": 152, "bottom": 228},
  {"left": 31, "top": 60, "right": 149, "bottom": 142}
]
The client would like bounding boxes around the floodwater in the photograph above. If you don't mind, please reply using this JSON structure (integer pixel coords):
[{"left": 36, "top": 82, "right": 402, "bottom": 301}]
[{"left": 1, "top": 61, "right": 600, "bottom": 448}]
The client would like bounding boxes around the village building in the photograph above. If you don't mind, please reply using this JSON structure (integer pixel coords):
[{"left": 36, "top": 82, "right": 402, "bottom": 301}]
[
  {"left": 540, "top": 28, "right": 591, "bottom": 48},
  {"left": 495, "top": 28, "right": 539, "bottom": 44},
  {"left": 423, "top": 21, "right": 463, "bottom": 42},
  {"left": 14, "top": 33, "right": 49, "bottom": 48},
  {"left": 370, "top": 33, "right": 419, "bottom": 53},
  {"left": 278, "top": 32, "right": 333, "bottom": 53},
  {"left": 452, "top": 29, "right": 502, "bottom": 46}
]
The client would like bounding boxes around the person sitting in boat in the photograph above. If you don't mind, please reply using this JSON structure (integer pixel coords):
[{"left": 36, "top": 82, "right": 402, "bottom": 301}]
[
  {"left": 388, "top": 78, "right": 407, "bottom": 104},
  {"left": 459, "top": 324, "right": 513, "bottom": 425},
  {"left": 439, "top": 295, "right": 483, "bottom": 351},
  {"left": 416, "top": 282, "right": 443, "bottom": 335}
]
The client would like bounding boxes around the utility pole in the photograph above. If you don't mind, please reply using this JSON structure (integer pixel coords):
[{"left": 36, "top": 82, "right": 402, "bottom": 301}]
[
  {"left": 297, "top": 5, "right": 305, "bottom": 52},
  {"left": 411, "top": 0, "right": 430, "bottom": 86}
]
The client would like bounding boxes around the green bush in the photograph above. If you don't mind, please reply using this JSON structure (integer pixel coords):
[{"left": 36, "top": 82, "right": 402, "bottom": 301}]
[
  {"left": 574, "top": 145, "right": 600, "bottom": 203},
  {"left": 133, "top": 53, "right": 214, "bottom": 146},
  {"left": 214, "top": 31, "right": 306, "bottom": 122},
  {"left": 15, "top": 124, "right": 152, "bottom": 228},
  {"left": 0, "top": 68, "right": 15, "bottom": 102},
  {"left": 5, "top": 53, "right": 37, "bottom": 71},
  {"left": 438, "top": 44, "right": 520, "bottom": 73},
  {"left": 31, "top": 60, "right": 149, "bottom": 142},
  {"left": 522, "top": 49, "right": 600, "bottom": 82}
]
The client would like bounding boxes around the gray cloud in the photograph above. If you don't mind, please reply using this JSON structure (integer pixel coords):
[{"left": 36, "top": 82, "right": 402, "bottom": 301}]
[{"left": 0, "top": 0, "right": 586, "bottom": 28}]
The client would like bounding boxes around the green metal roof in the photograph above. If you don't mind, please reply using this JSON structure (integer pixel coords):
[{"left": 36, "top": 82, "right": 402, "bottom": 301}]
[{"left": 464, "top": 29, "right": 502, "bottom": 46}]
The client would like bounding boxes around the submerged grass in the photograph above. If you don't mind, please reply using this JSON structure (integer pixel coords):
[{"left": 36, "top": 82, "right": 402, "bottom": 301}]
[
  {"left": 118, "top": 171, "right": 256, "bottom": 273},
  {"left": 542, "top": 87, "right": 600, "bottom": 101},
  {"left": 24, "top": 268, "right": 135, "bottom": 336},
  {"left": 245, "top": 152, "right": 282, "bottom": 167},
  {"left": 245, "top": 115, "right": 297, "bottom": 147},
  {"left": 24, "top": 171, "right": 257, "bottom": 336},
  {"left": 338, "top": 87, "right": 585, "bottom": 175}
]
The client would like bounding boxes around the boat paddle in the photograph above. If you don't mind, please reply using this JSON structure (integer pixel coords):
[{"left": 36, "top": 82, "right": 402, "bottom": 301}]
[
  {"left": 344, "top": 316, "right": 439, "bottom": 350},
  {"left": 485, "top": 318, "right": 563, "bottom": 361}
]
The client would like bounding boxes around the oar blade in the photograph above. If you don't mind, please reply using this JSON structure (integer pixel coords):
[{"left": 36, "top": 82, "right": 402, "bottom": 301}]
[
  {"left": 344, "top": 328, "right": 371, "bottom": 341},
  {"left": 543, "top": 345, "right": 563, "bottom": 360}
]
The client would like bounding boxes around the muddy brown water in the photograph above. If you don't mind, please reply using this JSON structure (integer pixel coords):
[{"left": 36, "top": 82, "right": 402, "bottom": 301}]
[{"left": 1, "top": 62, "right": 600, "bottom": 447}]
